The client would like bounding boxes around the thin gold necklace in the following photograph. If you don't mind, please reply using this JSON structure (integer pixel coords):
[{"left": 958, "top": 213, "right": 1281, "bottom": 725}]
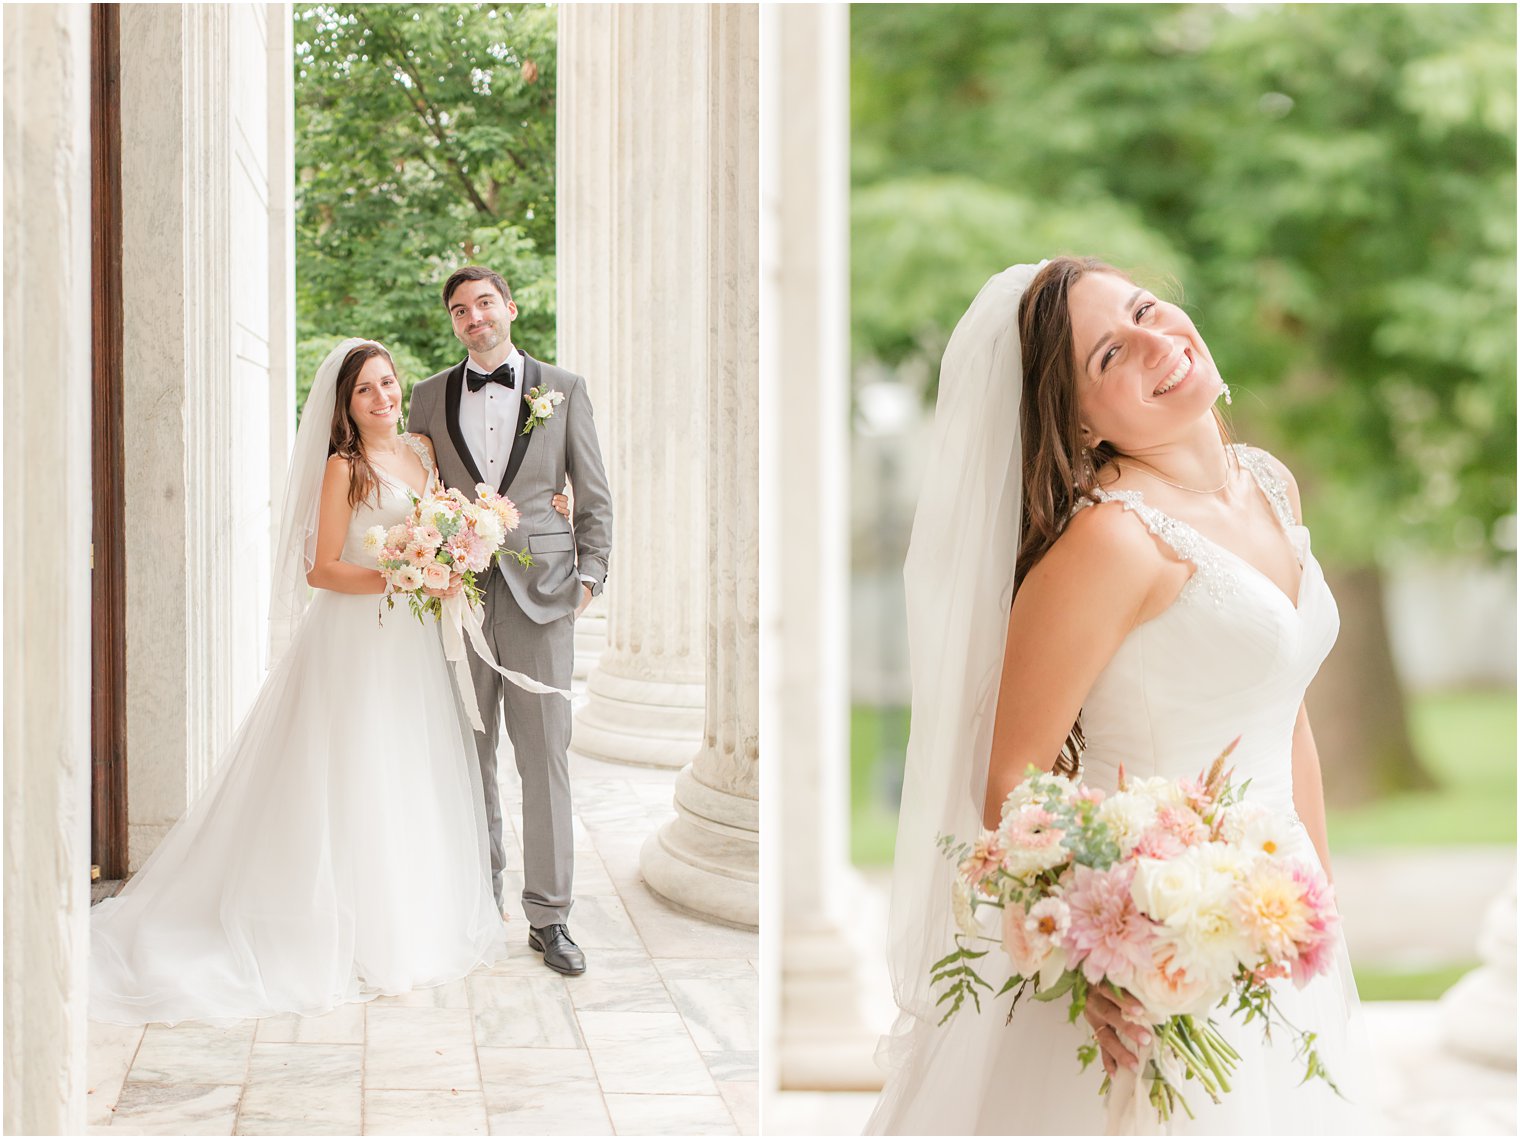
[{"left": 1120, "top": 450, "right": 1235, "bottom": 495}]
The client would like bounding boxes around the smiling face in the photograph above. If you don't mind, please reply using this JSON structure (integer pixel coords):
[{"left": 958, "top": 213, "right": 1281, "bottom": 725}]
[
  {"left": 448, "top": 278, "right": 517, "bottom": 357},
  {"left": 348, "top": 353, "right": 402, "bottom": 433},
  {"left": 1066, "top": 271, "right": 1225, "bottom": 453}
]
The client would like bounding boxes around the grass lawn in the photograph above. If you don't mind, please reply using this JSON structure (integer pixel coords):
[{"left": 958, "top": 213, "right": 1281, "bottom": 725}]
[
  {"left": 1325, "top": 688, "right": 1516, "bottom": 850},
  {"left": 851, "top": 688, "right": 1516, "bottom": 863},
  {"left": 1351, "top": 961, "right": 1480, "bottom": 1001}
]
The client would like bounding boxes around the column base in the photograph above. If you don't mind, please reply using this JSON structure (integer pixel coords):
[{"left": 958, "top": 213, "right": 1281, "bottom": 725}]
[
  {"left": 572, "top": 596, "right": 608, "bottom": 681},
  {"left": 572, "top": 661, "right": 704, "bottom": 768},
  {"left": 639, "top": 765, "right": 757, "bottom": 928},
  {"left": 779, "top": 920, "right": 889, "bottom": 1090}
]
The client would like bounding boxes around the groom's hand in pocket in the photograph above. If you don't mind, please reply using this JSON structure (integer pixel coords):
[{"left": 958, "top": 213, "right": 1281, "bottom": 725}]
[{"left": 577, "top": 584, "right": 593, "bottom": 617}]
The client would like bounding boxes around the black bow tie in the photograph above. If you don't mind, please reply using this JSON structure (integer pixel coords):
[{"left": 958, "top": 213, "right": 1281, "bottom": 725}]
[{"left": 467, "top": 363, "right": 514, "bottom": 392}]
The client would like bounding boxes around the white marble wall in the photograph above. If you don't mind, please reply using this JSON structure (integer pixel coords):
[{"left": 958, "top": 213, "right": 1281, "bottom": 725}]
[
  {"left": 120, "top": 4, "right": 294, "bottom": 867},
  {"left": 2, "top": 6, "right": 95, "bottom": 1132}
]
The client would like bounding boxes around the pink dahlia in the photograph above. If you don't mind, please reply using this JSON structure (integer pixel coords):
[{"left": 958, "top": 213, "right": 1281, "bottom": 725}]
[
  {"left": 1062, "top": 861, "right": 1155, "bottom": 989},
  {"left": 958, "top": 831, "right": 1009, "bottom": 893}
]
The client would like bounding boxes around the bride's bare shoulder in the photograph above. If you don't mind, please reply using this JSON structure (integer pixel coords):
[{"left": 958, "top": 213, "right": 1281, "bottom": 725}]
[{"left": 1025, "top": 497, "right": 1169, "bottom": 597}]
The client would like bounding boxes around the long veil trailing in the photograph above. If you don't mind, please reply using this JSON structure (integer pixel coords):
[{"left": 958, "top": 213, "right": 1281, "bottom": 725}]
[
  {"left": 868, "top": 263, "right": 1045, "bottom": 1127},
  {"left": 267, "top": 337, "right": 374, "bottom": 663}
]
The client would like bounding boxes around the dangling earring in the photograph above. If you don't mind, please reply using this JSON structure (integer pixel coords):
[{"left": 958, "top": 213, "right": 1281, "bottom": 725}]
[{"left": 1219, "top": 381, "right": 1233, "bottom": 406}]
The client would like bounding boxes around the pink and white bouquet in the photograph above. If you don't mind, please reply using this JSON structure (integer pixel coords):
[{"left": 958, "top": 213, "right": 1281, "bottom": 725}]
[
  {"left": 364, "top": 483, "right": 531, "bottom": 622},
  {"left": 934, "top": 742, "right": 1341, "bottom": 1125}
]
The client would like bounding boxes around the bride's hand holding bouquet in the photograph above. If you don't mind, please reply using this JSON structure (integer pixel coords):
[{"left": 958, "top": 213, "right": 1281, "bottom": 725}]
[{"left": 933, "top": 741, "right": 1342, "bottom": 1129}]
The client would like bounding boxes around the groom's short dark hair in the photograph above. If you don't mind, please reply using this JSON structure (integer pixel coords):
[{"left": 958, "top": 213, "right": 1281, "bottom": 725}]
[{"left": 443, "top": 266, "right": 513, "bottom": 310}]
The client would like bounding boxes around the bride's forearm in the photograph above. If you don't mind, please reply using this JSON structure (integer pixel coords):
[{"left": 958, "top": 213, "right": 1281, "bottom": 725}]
[
  {"left": 1290, "top": 702, "right": 1334, "bottom": 885},
  {"left": 306, "top": 561, "right": 386, "bottom": 595}
]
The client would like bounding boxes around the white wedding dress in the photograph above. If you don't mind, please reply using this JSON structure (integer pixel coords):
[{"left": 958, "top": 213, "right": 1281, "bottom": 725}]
[
  {"left": 868, "top": 446, "right": 1377, "bottom": 1135},
  {"left": 92, "top": 433, "right": 504, "bottom": 1026}
]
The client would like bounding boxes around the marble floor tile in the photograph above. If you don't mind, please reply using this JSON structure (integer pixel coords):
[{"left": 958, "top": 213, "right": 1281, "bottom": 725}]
[
  {"left": 565, "top": 894, "right": 645, "bottom": 951},
  {"left": 487, "top": 1090, "right": 613, "bottom": 1135},
  {"left": 128, "top": 1022, "right": 256, "bottom": 1086},
  {"left": 468, "top": 973, "right": 583, "bottom": 1049},
  {"left": 619, "top": 882, "right": 758, "bottom": 959},
  {"left": 87, "top": 1021, "right": 145, "bottom": 1125},
  {"left": 364, "top": 1088, "right": 488, "bottom": 1135},
  {"left": 578, "top": 1011, "right": 717, "bottom": 1096},
  {"left": 572, "top": 851, "right": 620, "bottom": 897},
  {"left": 655, "top": 959, "right": 758, "bottom": 1052},
  {"left": 244, "top": 1042, "right": 362, "bottom": 1090},
  {"left": 254, "top": 1001, "right": 366, "bottom": 1045},
  {"left": 587, "top": 830, "right": 648, "bottom": 887},
  {"left": 363, "top": 1007, "right": 480, "bottom": 1092},
  {"left": 603, "top": 1093, "right": 738, "bottom": 1136},
  {"left": 368, "top": 976, "right": 471, "bottom": 1010},
  {"left": 476, "top": 1045, "right": 598, "bottom": 1093},
  {"left": 703, "top": 1051, "right": 759, "bottom": 1083},
  {"left": 566, "top": 949, "right": 678, "bottom": 1015},
  {"left": 718, "top": 1080, "right": 758, "bottom": 1135},
  {"left": 109, "top": 1082, "right": 243, "bottom": 1135},
  {"left": 477, "top": 939, "right": 559, "bottom": 978},
  {"left": 236, "top": 1082, "right": 360, "bottom": 1136}
]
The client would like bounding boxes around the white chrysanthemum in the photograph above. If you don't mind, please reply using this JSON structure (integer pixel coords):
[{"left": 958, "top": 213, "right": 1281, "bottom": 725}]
[
  {"left": 473, "top": 511, "right": 505, "bottom": 548},
  {"left": 393, "top": 565, "right": 424, "bottom": 591},
  {"left": 1130, "top": 855, "right": 1203, "bottom": 925},
  {"left": 362, "top": 525, "right": 386, "bottom": 554},
  {"left": 1098, "top": 791, "right": 1159, "bottom": 856},
  {"left": 1221, "top": 801, "right": 1292, "bottom": 859}
]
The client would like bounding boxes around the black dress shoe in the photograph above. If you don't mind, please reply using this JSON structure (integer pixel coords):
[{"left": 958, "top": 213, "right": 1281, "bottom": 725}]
[{"left": 528, "top": 923, "right": 587, "bottom": 975}]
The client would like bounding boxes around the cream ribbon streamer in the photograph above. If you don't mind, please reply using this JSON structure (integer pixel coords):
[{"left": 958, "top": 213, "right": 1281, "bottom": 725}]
[
  {"left": 1104, "top": 1037, "right": 1183, "bottom": 1137},
  {"left": 439, "top": 591, "right": 571, "bottom": 731}
]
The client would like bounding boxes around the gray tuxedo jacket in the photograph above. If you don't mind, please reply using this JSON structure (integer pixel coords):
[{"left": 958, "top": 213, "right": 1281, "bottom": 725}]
[{"left": 408, "top": 354, "right": 613, "bottom": 625}]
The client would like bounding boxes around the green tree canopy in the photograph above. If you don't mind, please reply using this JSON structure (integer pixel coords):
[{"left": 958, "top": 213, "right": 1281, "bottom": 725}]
[
  {"left": 852, "top": 3, "right": 1516, "bottom": 565},
  {"left": 294, "top": 3, "right": 557, "bottom": 414}
]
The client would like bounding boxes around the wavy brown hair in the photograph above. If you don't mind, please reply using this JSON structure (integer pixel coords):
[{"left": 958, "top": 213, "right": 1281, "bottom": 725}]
[
  {"left": 1014, "top": 256, "right": 1230, "bottom": 772},
  {"left": 328, "top": 342, "right": 397, "bottom": 510}
]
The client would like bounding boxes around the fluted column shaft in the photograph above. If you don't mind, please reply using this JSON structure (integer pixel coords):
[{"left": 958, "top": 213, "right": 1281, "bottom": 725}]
[
  {"left": 639, "top": 4, "right": 760, "bottom": 928},
  {"left": 563, "top": 3, "right": 707, "bottom": 765}
]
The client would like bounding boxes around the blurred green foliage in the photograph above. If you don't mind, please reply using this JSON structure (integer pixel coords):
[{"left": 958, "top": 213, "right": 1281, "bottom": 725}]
[
  {"left": 294, "top": 4, "right": 557, "bottom": 420},
  {"left": 852, "top": 3, "right": 1516, "bottom": 565}
]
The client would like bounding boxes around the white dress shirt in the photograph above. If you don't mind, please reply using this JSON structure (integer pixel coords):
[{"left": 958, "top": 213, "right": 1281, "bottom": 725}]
[{"left": 460, "top": 346, "right": 523, "bottom": 489}]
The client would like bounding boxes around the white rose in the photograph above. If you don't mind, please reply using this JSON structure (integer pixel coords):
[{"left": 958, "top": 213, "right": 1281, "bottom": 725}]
[
  {"left": 1098, "top": 792, "right": 1158, "bottom": 856},
  {"left": 1152, "top": 882, "right": 1253, "bottom": 990},
  {"left": 1130, "top": 855, "right": 1202, "bottom": 925},
  {"left": 1126, "top": 776, "right": 1188, "bottom": 811}
]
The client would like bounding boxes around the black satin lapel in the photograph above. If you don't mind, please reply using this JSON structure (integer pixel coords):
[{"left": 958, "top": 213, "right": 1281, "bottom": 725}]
[
  {"left": 499, "top": 354, "right": 537, "bottom": 494},
  {"left": 444, "top": 361, "right": 485, "bottom": 488}
]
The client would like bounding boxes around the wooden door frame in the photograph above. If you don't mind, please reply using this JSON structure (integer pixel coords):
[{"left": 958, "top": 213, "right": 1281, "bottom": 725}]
[{"left": 91, "top": 2, "right": 128, "bottom": 879}]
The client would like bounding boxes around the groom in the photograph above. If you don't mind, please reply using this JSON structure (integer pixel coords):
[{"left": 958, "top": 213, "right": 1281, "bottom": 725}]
[{"left": 408, "top": 265, "right": 613, "bottom": 976}]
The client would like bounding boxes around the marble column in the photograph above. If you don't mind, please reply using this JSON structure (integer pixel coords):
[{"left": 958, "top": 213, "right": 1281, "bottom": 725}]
[
  {"left": 2, "top": 5, "right": 94, "bottom": 1132},
  {"left": 1440, "top": 879, "right": 1517, "bottom": 1068},
  {"left": 764, "top": 4, "right": 887, "bottom": 1088},
  {"left": 639, "top": 4, "right": 760, "bottom": 929},
  {"left": 120, "top": 4, "right": 294, "bottom": 866},
  {"left": 562, "top": 4, "right": 707, "bottom": 766}
]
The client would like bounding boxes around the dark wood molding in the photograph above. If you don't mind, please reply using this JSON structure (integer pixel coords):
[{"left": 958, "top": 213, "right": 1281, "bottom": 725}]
[{"left": 91, "top": 2, "right": 128, "bottom": 879}]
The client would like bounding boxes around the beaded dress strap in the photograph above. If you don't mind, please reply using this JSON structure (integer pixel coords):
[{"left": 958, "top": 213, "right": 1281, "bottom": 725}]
[
  {"left": 1232, "top": 444, "right": 1297, "bottom": 530},
  {"left": 1072, "top": 488, "right": 1235, "bottom": 605},
  {"left": 400, "top": 433, "right": 437, "bottom": 493}
]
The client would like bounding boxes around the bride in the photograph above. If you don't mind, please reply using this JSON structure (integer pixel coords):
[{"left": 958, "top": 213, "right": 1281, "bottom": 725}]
[
  {"left": 865, "top": 260, "right": 1376, "bottom": 1134},
  {"left": 92, "top": 338, "right": 566, "bottom": 1026}
]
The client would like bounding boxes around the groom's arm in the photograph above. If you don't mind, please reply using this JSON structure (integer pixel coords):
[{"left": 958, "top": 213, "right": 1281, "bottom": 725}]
[{"left": 563, "top": 375, "right": 613, "bottom": 596}]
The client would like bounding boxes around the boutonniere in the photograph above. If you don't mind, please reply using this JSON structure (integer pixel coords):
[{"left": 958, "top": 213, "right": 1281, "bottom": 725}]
[{"left": 522, "top": 386, "right": 566, "bottom": 435}]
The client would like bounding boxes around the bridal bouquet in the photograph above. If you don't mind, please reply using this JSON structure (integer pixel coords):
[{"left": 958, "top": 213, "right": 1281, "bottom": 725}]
[
  {"left": 933, "top": 743, "right": 1341, "bottom": 1126},
  {"left": 364, "top": 483, "right": 531, "bottom": 622}
]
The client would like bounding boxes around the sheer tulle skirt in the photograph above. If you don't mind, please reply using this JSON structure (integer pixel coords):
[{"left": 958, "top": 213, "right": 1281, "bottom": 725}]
[{"left": 91, "top": 590, "right": 504, "bottom": 1026}]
